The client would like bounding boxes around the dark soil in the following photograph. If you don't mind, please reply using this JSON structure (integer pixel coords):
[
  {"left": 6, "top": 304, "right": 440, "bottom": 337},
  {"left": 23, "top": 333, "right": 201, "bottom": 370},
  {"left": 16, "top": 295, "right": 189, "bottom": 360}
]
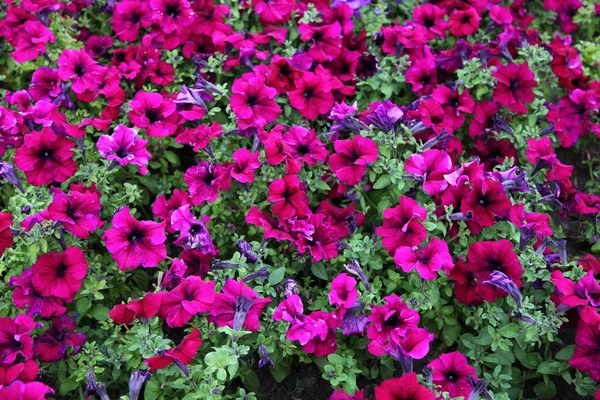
[{"left": 255, "top": 362, "right": 334, "bottom": 400}]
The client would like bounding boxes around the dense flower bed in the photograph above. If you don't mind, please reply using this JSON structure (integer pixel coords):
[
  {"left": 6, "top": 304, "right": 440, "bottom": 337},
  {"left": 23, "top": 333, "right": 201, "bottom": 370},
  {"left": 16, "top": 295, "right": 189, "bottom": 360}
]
[{"left": 0, "top": 0, "right": 600, "bottom": 399}]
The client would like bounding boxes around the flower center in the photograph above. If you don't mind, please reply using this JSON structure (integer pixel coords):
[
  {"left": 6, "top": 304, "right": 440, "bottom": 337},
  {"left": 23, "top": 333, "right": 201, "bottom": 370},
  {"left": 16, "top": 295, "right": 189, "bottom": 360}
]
[
  {"left": 247, "top": 95, "right": 258, "bottom": 107},
  {"left": 446, "top": 372, "right": 458, "bottom": 382},
  {"left": 128, "top": 229, "right": 145, "bottom": 244},
  {"left": 509, "top": 79, "right": 520, "bottom": 91},
  {"left": 38, "top": 148, "right": 54, "bottom": 160},
  {"left": 166, "top": 4, "right": 180, "bottom": 17},
  {"left": 303, "top": 87, "right": 314, "bottom": 100},
  {"left": 116, "top": 147, "right": 129, "bottom": 158},
  {"left": 56, "top": 263, "right": 68, "bottom": 278},
  {"left": 145, "top": 109, "right": 160, "bottom": 123},
  {"left": 297, "top": 144, "right": 309, "bottom": 155},
  {"left": 130, "top": 12, "right": 141, "bottom": 23},
  {"left": 74, "top": 64, "right": 85, "bottom": 77}
]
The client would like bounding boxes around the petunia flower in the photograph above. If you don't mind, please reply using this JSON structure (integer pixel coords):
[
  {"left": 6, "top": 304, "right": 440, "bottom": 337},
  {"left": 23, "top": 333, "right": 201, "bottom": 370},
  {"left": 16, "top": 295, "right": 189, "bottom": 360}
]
[
  {"left": 14, "top": 128, "right": 77, "bottom": 186},
  {"left": 0, "top": 381, "right": 54, "bottom": 399},
  {"left": 376, "top": 196, "right": 428, "bottom": 256},
  {"left": 9, "top": 269, "right": 67, "bottom": 318},
  {"left": 128, "top": 91, "right": 179, "bottom": 137},
  {"left": 427, "top": 351, "right": 477, "bottom": 399},
  {"left": 0, "top": 314, "right": 39, "bottom": 364},
  {"left": 404, "top": 149, "right": 453, "bottom": 196},
  {"left": 231, "top": 74, "right": 281, "bottom": 130},
  {"left": 102, "top": 207, "right": 167, "bottom": 270},
  {"left": 31, "top": 247, "right": 87, "bottom": 302},
  {"left": 158, "top": 277, "right": 216, "bottom": 328},
  {"left": 329, "top": 273, "right": 358, "bottom": 308},
  {"left": 328, "top": 135, "right": 378, "bottom": 186},
  {"left": 569, "top": 306, "right": 600, "bottom": 381},
  {"left": 145, "top": 328, "right": 203, "bottom": 375},
  {"left": 57, "top": 49, "right": 103, "bottom": 94},
  {"left": 231, "top": 149, "right": 261, "bottom": 183},
  {"left": 394, "top": 237, "right": 454, "bottom": 280},
  {"left": 375, "top": 372, "right": 436, "bottom": 400},
  {"left": 209, "top": 279, "right": 271, "bottom": 332},
  {"left": 170, "top": 205, "right": 216, "bottom": 253},
  {"left": 184, "top": 161, "right": 231, "bottom": 205},
  {"left": 492, "top": 62, "right": 537, "bottom": 115},
  {"left": 33, "top": 315, "right": 86, "bottom": 363},
  {"left": 97, "top": 124, "right": 151, "bottom": 175}
]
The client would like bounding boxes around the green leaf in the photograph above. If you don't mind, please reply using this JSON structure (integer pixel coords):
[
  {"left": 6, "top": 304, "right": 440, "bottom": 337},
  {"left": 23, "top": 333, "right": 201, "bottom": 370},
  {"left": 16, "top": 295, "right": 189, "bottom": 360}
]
[
  {"left": 270, "top": 359, "right": 291, "bottom": 383},
  {"left": 59, "top": 378, "right": 79, "bottom": 395},
  {"left": 555, "top": 345, "right": 576, "bottom": 361},
  {"left": 373, "top": 175, "right": 390, "bottom": 189},
  {"left": 76, "top": 297, "right": 91, "bottom": 315},
  {"left": 537, "top": 360, "right": 561, "bottom": 375},
  {"left": 482, "top": 349, "right": 515, "bottom": 366},
  {"left": 91, "top": 305, "right": 110, "bottom": 321},
  {"left": 311, "top": 263, "right": 328, "bottom": 280},
  {"left": 145, "top": 380, "right": 161, "bottom": 400},
  {"left": 592, "top": 240, "right": 600, "bottom": 253},
  {"left": 534, "top": 381, "right": 556, "bottom": 399},
  {"left": 240, "top": 369, "right": 261, "bottom": 393},
  {"left": 268, "top": 267, "right": 286, "bottom": 286}
]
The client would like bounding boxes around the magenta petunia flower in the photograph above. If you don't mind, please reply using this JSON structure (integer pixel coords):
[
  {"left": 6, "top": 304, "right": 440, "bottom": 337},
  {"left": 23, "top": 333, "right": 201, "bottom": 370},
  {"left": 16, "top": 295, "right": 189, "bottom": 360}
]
[
  {"left": 145, "top": 328, "right": 203, "bottom": 374},
  {"left": 209, "top": 279, "right": 271, "bottom": 332},
  {"left": 298, "top": 22, "right": 342, "bottom": 62},
  {"left": 39, "top": 187, "right": 104, "bottom": 239},
  {"left": 376, "top": 196, "right": 428, "bottom": 256},
  {"left": 0, "top": 359, "right": 39, "bottom": 386},
  {"left": 329, "top": 273, "right": 358, "bottom": 308},
  {"left": 492, "top": 62, "right": 537, "bottom": 114},
  {"left": 0, "top": 381, "right": 54, "bottom": 399},
  {"left": 97, "top": 124, "right": 151, "bottom": 175},
  {"left": 10, "top": 20, "right": 55, "bottom": 63},
  {"left": 158, "top": 276, "right": 216, "bottom": 328},
  {"left": 467, "top": 240, "right": 523, "bottom": 302},
  {"left": 0, "top": 314, "right": 40, "bottom": 365},
  {"left": 231, "top": 148, "right": 261, "bottom": 183},
  {"left": 231, "top": 74, "right": 281, "bottom": 130},
  {"left": 102, "top": 207, "right": 167, "bottom": 270},
  {"left": 301, "top": 311, "right": 339, "bottom": 357},
  {"left": 551, "top": 270, "right": 600, "bottom": 307},
  {"left": 374, "top": 372, "right": 436, "bottom": 400},
  {"left": 31, "top": 247, "right": 88, "bottom": 302},
  {"left": 267, "top": 174, "right": 310, "bottom": 220},
  {"left": 128, "top": 91, "right": 179, "bottom": 137},
  {"left": 448, "top": 6, "right": 481, "bottom": 37},
  {"left": 57, "top": 49, "right": 103, "bottom": 94},
  {"left": 110, "top": 292, "right": 161, "bottom": 325},
  {"left": 394, "top": 237, "right": 454, "bottom": 280},
  {"left": 152, "top": 189, "right": 191, "bottom": 234},
  {"left": 461, "top": 178, "right": 512, "bottom": 228},
  {"left": 170, "top": 205, "right": 216, "bottom": 253},
  {"left": 14, "top": 128, "right": 77, "bottom": 186},
  {"left": 33, "top": 315, "right": 86, "bottom": 363},
  {"left": 295, "top": 213, "right": 344, "bottom": 262},
  {"left": 184, "top": 161, "right": 231, "bottom": 205},
  {"left": 366, "top": 294, "right": 420, "bottom": 345},
  {"left": 288, "top": 71, "right": 336, "bottom": 120},
  {"left": 404, "top": 149, "right": 453, "bottom": 196},
  {"left": 9, "top": 269, "right": 67, "bottom": 318},
  {"left": 110, "top": 0, "right": 151, "bottom": 42},
  {"left": 569, "top": 306, "right": 600, "bottom": 381},
  {"left": 427, "top": 351, "right": 477, "bottom": 399},
  {"left": 329, "top": 135, "right": 378, "bottom": 186},
  {"left": 0, "top": 212, "right": 14, "bottom": 258},
  {"left": 282, "top": 126, "right": 328, "bottom": 166}
]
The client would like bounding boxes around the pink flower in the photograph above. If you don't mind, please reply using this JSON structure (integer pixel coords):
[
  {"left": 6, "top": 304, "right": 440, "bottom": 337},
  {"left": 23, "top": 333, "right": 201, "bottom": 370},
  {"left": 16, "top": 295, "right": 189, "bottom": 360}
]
[
  {"left": 102, "top": 207, "right": 167, "bottom": 270},
  {"left": 551, "top": 271, "right": 600, "bottom": 307},
  {"left": 97, "top": 124, "right": 151, "bottom": 175},
  {"left": 375, "top": 372, "right": 435, "bottom": 400},
  {"left": 231, "top": 149, "right": 260, "bottom": 183},
  {"left": 329, "top": 273, "right": 358, "bottom": 308},
  {"left": 152, "top": 189, "right": 191, "bottom": 233},
  {"left": 282, "top": 126, "right": 328, "bottom": 166},
  {"left": 10, "top": 21, "right": 55, "bottom": 63},
  {"left": 145, "top": 328, "right": 203, "bottom": 373},
  {"left": 9, "top": 269, "right": 67, "bottom": 318},
  {"left": 14, "top": 128, "right": 77, "bottom": 186},
  {"left": 404, "top": 149, "right": 453, "bottom": 196},
  {"left": 158, "top": 277, "right": 216, "bottom": 327},
  {"left": 31, "top": 247, "right": 87, "bottom": 302},
  {"left": 295, "top": 213, "right": 344, "bottom": 262},
  {"left": 29, "top": 67, "right": 61, "bottom": 101},
  {"left": 33, "top": 315, "right": 86, "bottom": 363},
  {"left": 0, "top": 314, "right": 39, "bottom": 364},
  {"left": 427, "top": 352, "right": 476, "bottom": 399},
  {"left": 569, "top": 306, "right": 600, "bottom": 381},
  {"left": 231, "top": 75, "right": 281, "bottom": 129},
  {"left": 110, "top": 0, "right": 150, "bottom": 42},
  {"left": 0, "top": 381, "right": 54, "bottom": 400},
  {"left": 209, "top": 279, "right": 271, "bottom": 332},
  {"left": 57, "top": 49, "right": 103, "bottom": 94},
  {"left": 376, "top": 196, "right": 428, "bottom": 256},
  {"left": 366, "top": 294, "right": 420, "bottom": 344},
  {"left": 184, "top": 161, "right": 231, "bottom": 205},
  {"left": 492, "top": 62, "right": 537, "bottom": 114},
  {"left": 329, "top": 135, "right": 378, "bottom": 186},
  {"left": 171, "top": 205, "right": 216, "bottom": 253},
  {"left": 0, "top": 212, "right": 14, "bottom": 258},
  {"left": 298, "top": 22, "right": 342, "bottom": 62},
  {"left": 289, "top": 71, "right": 336, "bottom": 120},
  {"left": 39, "top": 187, "right": 103, "bottom": 239},
  {"left": 302, "top": 311, "right": 339, "bottom": 357},
  {"left": 268, "top": 174, "right": 310, "bottom": 219},
  {"left": 128, "top": 91, "right": 179, "bottom": 137},
  {"left": 394, "top": 237, "right": 454, "bottom": 280}
]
